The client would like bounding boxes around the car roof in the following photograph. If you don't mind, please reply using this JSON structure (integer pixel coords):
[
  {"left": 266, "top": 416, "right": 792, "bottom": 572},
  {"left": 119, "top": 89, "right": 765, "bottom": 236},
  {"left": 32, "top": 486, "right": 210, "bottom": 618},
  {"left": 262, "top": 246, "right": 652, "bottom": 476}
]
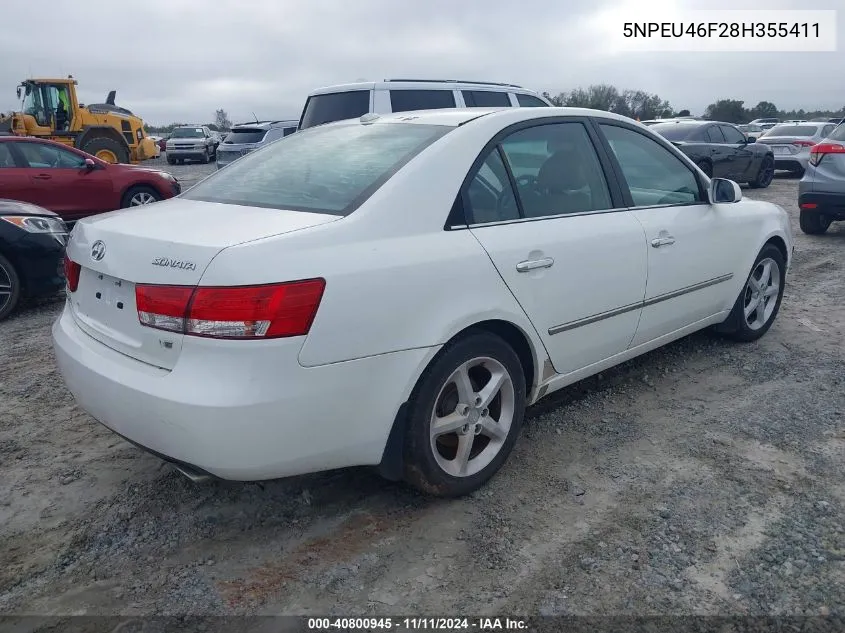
[
  {"left": 307, "top": 79, "right": 539, "bottom": 96},
  {"left": 231, "top": 119, "right": 299, "bottom": 130},
  {"left": 316, "top": 106, "right": 639, "bottom": 129}
]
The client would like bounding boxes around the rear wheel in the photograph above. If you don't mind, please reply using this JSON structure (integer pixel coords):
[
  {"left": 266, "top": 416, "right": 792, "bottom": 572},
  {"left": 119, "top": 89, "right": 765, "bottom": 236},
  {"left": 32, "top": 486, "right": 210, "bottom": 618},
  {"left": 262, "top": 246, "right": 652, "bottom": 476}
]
[
  {"left": 167, "top": 156, "right": 176, "bottom": 165},
  {"left": 799, "top": 210, "right": 832, "bottom": 235},
  {"left": 748, "top": 155, "right": 774, "bottom": 189},
  {"left": 696, "top": 160, "right": 713, "bottom": 178},
  {"left": 0, "top": 253, "right": 21, "bottom": 321},
  {"left": 80, "top": 136, "right": 130, "bottom": 164},
  {"left": 402, "top": 331, "right": 526, "bottom": 497},
  {"left": 121, "top": 185, "right": 162, "bottom": 208}
]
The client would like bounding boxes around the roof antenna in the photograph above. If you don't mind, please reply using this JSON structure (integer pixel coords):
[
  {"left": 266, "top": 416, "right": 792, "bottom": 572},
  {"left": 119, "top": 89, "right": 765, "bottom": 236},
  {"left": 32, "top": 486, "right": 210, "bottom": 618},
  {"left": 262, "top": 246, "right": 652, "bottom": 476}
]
[{"left": 252, "top": 112, "right": 259, "bottom": 123}]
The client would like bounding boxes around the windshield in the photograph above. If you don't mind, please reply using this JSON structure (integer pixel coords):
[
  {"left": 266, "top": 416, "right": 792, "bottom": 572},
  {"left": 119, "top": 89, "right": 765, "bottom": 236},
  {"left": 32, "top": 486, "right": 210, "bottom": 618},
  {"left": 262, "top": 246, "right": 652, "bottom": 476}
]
[
  {"left": 223, "top": 129, "right": 267, "bottom": 144},
  {"left": 171, "top": 128, "right": 204, "bottom": 138},
  {"left": 763, "top": 125, "right": 820, "bottom": 138},
  {"left": 183, "top": 122, "right": 451, "bottom": 215}
]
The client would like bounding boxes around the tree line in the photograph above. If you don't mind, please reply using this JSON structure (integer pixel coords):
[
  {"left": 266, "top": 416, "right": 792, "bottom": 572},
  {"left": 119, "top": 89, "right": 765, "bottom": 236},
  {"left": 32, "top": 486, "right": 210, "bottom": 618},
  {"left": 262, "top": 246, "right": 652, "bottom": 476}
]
[
  {"left": 144, "top": 108, "right": 234, "bottom": 134},
  {"left": 542, "top": 84, "right": 845, "bottom": 124}
]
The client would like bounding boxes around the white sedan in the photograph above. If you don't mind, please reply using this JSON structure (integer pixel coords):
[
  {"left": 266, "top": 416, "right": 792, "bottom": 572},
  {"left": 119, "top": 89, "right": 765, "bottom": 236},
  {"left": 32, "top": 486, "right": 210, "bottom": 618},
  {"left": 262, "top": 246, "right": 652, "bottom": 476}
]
[{"left": 53, "top": 107, "right": 793, "bottom": 497}]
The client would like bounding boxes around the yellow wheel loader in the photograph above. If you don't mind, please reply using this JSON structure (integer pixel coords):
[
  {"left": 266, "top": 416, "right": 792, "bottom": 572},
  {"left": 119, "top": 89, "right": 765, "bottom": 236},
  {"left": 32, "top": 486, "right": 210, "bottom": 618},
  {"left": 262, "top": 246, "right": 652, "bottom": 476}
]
[{"left": 0, "top": 76, "right": 156, "bottom": 164}]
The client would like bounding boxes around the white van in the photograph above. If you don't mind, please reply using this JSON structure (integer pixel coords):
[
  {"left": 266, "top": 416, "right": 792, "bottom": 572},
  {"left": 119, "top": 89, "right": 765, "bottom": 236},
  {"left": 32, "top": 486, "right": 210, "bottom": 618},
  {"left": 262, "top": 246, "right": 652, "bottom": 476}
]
[{"left": 297, "top": 79, "right": 552, "bottom": 130}]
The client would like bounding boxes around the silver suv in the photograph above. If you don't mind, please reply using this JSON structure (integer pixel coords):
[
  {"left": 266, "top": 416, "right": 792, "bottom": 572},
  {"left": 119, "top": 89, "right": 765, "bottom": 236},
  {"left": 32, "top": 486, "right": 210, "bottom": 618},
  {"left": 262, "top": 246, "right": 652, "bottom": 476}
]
[
  {"left": 166, "top": 126, "right": 219, "bottom": 165},
  {"left": 798, "top": 123, "right": 845, "bottom": 234},
  {"left": 216, "top": 120, "right": 298, "bottom": 169}
]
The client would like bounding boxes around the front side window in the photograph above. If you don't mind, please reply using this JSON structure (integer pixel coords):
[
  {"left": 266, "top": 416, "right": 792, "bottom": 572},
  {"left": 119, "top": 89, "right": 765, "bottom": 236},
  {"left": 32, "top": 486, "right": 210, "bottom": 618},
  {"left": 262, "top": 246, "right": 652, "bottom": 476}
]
[
  {"left": 516, "top": 93, "right": 549, "bottom": 107},
  {"left": 183, "top": 122, "right": 450, "bottom": 216},
  {"left": 464, "top": 149, "right": 520, "bottom": 224},
  {"left": 462, "top": 91, "right": 510, "bottom": 108},
  {"left": 18, "top": 142, "right": 86, "bottom": 169},
  {"left": 719, "top": 125, "right": 746, "bottom": 144},
  {"left": 390, "top": 90, "right": 456, "bottom": 113},
  {"left": 600, "top": 124, "right": 703, "bottom": 207},
  {"left": 299, "top": 91, "right": 370, "bottom": 129}
]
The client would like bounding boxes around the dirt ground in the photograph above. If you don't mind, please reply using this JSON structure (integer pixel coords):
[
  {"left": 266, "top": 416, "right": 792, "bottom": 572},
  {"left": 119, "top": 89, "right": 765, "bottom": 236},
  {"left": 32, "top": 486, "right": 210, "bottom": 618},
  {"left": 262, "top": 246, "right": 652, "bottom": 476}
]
[{"left": 1, "top": 173, "right": 843, "bottom": 619}]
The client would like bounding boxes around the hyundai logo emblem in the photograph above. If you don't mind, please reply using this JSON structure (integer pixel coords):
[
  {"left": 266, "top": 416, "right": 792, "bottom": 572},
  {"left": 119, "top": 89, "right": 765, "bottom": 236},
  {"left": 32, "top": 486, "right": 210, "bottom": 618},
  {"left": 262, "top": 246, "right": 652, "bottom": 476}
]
[{"left": 90, "top": 240, "right": 106, "bottom": 261}]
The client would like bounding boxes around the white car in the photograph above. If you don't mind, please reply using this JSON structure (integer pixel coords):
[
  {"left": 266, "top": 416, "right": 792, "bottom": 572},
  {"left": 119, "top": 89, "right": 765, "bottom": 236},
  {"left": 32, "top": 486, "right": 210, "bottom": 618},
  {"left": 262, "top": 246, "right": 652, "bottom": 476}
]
[
  {"left": 298, "top": 79, "right": 552, "bottom": 130},
  {"left": 53, "top": 107, "right": 793, "bottom": 497}
]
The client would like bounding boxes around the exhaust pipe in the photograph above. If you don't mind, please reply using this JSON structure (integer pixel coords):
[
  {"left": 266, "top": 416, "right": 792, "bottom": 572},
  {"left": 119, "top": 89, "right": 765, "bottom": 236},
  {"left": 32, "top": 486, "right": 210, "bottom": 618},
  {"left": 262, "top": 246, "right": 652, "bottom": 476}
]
[{"left": 172, "top": 463, "right": 214, "bottom": 483}]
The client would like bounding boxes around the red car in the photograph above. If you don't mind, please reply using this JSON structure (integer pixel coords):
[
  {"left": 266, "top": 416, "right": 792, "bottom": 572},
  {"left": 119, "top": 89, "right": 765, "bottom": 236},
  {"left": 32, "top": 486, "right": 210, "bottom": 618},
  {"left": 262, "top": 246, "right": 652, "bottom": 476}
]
[{"left": 0, "top": 136, "right": 181, "bottom": 222}]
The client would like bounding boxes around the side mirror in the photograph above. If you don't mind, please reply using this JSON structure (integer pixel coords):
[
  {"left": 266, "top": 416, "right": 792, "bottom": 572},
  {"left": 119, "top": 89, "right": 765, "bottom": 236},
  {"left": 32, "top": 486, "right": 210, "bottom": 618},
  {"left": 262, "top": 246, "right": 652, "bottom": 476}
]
[
  {"left": 747, "top": 135, "right": 757, "bottom": 143},
  {"left": 710, "top": 178, "right": 742, "bottom": 204},
  {"left": 84, "top": 158, "right": 96, "bottom": 170}
]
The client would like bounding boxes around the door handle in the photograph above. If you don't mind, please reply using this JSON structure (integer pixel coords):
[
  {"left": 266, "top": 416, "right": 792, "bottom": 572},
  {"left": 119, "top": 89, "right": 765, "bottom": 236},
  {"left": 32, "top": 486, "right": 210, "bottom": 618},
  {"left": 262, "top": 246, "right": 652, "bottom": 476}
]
[
  {"left": 33, "top": 174, "right": 52, "bottom": 180},
  {"left": 516, "top": 257, "right": 554, "bottom": 272},
  {"left": 651, "top": 236, "right": 676, "bottom": 248}
]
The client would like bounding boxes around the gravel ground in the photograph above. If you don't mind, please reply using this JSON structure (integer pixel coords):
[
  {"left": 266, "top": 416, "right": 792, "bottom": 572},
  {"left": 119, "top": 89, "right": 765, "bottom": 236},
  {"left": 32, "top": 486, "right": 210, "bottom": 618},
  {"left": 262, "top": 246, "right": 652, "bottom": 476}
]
[{"left": 1, "top": 172, "right": 843, "bottom": 618}]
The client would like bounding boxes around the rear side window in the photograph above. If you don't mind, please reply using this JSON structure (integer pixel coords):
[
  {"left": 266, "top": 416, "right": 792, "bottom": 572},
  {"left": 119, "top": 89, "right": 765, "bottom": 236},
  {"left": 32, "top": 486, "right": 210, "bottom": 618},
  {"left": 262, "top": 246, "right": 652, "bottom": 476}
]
[
  {"left": 0, "top": 144, "right": 15, "bottom": 167},
  {"left": 827, "top": 124, "right": 845, "bottom": 141},
  {"left": 390, "top": 90, "right": 456, "bottom": 113},
  {"left": 224, "top": 129, "right": 267, "bottom": 144},
  {"left": 822, "top": 124, "right": 835, "bottom": 138},
  {"left": 299, "top": 91, "right": 370, "bottom": 129},
  {"left": 283, "top": 127, "right": 296, "bottom": 136},
  {"left": 462, "top": 91, "right": 510, "bottom": 107},
  {"left": 705, "top": 126, "right": 726, "bottom": 143},
  {"left": 183, "top": 122, "right": 450, "bottom": 216},
  {"left": 516, "top": 93, "right": 549, "bottom": 107}
]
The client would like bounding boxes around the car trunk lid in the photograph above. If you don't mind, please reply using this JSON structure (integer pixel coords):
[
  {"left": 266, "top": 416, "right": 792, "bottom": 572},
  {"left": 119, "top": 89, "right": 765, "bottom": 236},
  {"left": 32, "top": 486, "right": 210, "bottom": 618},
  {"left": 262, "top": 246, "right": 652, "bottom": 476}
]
[
  {"left": 758, "top": 135, "right": 817, "bottom": 155},
  {"left": 65, "top": 199, "right": 339, "bottom": 370}
]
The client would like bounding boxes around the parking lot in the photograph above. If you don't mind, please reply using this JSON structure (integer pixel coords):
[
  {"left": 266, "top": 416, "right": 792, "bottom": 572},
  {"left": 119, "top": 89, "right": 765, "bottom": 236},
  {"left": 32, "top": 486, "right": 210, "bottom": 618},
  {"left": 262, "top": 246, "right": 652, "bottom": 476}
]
[{"left": 1, "top": 171, "right": 843, "bottom": 617}]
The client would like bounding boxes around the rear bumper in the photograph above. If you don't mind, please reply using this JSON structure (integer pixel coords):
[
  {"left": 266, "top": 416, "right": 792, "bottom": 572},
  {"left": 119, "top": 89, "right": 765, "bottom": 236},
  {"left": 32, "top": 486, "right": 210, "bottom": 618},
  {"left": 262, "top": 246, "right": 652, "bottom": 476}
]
[
  {"left": 774, "top": 156, "right": 808, "bottom": 171},
  {"left": 798, "top": 191, "right": 845, "bottom": 220},
  {"left": 52, "top": 304, "right": 435, "bottom": 481}
]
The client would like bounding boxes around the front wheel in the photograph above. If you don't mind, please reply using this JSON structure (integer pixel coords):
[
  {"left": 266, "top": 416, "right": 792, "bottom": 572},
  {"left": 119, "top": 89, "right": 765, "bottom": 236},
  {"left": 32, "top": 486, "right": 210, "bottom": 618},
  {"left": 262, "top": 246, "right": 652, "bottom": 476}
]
[
  {"left": 121, "top": 185, "right": 162, "bottom": 208},
  {"left": 716, "top": 244, "right": 786, "bottom": 342},
  {"left": 402, "top": 331, "right": 526, "bottom": 497},
  {"left": 0, "top": 253, "right": 22, "bottom": 321}
]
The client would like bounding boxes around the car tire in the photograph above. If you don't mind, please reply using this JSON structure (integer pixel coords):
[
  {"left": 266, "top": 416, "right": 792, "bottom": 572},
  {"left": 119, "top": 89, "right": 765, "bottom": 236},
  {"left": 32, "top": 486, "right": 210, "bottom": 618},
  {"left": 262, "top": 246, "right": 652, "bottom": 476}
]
[
  {"left": 200, "top": 149, "right": 209, "bottom": 164},
  {"left": 748, "top": 155, "right": 774, "bottom": 189},
  {"left": 402, "top": 331, "right": 526, "bottom": 497},
  {"left": 177, "top": 159, "right": 184, "bottom": 165},
  {"left": 799, "top": 210, "right": 832, "bottom": 235},
  {"left": 0, "top": 253, "right": 22, "bottom": 321},
  {"left": 166, "top": 156, "right": 175, "bottom": 165},
  {"left": 80, "top": 136, "right": 130, "bottom": 164},
  {"left": 121, "top": 185, "right": 162, "bottom": 208},
  {"left": 715, "top": 244, "right": 786, "bottom": 343},
  {"left": 792, "top": 167, "right": 805, "bottom": 178},
  {"left": 696, "top": 160, "right": 713, "bottom": 178}
]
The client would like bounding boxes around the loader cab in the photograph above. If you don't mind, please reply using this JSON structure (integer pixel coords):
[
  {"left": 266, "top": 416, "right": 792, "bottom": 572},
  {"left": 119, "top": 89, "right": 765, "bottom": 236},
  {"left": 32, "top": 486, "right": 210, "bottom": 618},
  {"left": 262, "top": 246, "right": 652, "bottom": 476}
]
[{"left": 18, "top": 80, "right": 77, "bottom": 133}]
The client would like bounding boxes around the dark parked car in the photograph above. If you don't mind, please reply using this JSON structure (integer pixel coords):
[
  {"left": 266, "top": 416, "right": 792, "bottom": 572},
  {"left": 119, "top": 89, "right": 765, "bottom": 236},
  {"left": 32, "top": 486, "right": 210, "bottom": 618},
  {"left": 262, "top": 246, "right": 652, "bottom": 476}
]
[
  {"left": 0, "top": 136, "right": 180, "bottom": 222},
  {"left": 649, "top": 120, "right": 775, "bottom": 188},
  {"left": 0, "top": 198, "right": 68, "bottom": 320}
]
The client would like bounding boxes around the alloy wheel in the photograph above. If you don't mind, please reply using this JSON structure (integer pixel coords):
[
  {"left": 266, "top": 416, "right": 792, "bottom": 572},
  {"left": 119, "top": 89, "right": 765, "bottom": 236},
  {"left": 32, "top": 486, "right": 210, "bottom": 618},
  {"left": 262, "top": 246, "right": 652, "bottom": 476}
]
[
  {"left": 130, "top": 192, "right": 158, "bottom": 206},
  {"left": 0, "top": 261, "right": 12, "bottom": 314},
  {"left": 429, "top": 357, "right": 515, "bottom": 477},
  {"left": 743, "top": 257, "right": 780, "bottom": 330}
]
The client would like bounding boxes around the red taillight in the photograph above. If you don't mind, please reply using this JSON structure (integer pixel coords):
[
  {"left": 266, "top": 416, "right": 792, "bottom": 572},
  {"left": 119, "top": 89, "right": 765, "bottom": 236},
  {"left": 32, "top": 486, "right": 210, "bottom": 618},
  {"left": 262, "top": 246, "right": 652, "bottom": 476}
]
[
  {"left": 63, "top": 255, "right": 81, "bottom": 292},
  {"left": 134, "top": 279, "right": 325, "bottom": 339},
  {"left": 809, "top": 142, "right": 845, "bottom": 166}
]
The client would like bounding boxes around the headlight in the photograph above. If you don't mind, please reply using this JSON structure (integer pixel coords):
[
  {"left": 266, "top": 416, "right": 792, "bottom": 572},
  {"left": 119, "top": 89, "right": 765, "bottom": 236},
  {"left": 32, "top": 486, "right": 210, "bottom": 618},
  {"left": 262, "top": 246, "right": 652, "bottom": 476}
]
[
  {"left": 2, "top": 215, "right": 67, "bottom": 234},
  {"left": 158, "top": 172, "right": 176, "bottom": 182}
]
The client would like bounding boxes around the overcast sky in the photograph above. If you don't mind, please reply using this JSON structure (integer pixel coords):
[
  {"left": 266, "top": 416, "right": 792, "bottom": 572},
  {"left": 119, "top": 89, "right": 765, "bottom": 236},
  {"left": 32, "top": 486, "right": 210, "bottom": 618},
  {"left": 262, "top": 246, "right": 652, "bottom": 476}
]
[{"left": 0, "top": 0, "right": 841, "bottom": 125}]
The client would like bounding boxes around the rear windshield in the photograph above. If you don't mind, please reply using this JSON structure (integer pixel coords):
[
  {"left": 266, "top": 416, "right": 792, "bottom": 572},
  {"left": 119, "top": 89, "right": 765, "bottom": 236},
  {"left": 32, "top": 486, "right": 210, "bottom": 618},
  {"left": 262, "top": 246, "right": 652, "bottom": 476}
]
[
  {"left": 223, "top": 129, "right": 267, "bottom": 144},
  {"left": 299, "top": 91, "right": 370, "bottom": 129},
  {"left": 171, "top": 128, "right": 204, "bottom": 138},
  {"left": 182, "top": 122, "right": 450, "bottom": 216},
  {"left": 649, "top": 123, "right": 701, "bottom": 141},
  {"left": 763, "top": 125, "right": 820, "bottom": 137}
]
